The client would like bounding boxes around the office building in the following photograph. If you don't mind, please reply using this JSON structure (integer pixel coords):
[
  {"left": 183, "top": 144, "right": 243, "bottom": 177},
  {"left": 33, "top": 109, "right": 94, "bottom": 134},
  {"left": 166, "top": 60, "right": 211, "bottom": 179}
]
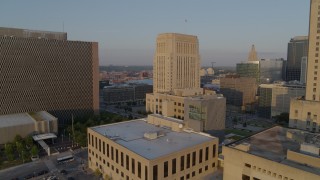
[
  {"left": 236, "top": 45, "right": 260, "bottom": 83},
  {"left": 289, "top": 0, "right": 320, "bottom": 132},
  {"left": 103, "top": 84, "right": 153, "bottom": 105},
  {"left": 222, "top": 126, "right": 320, "bottom": 180},
  {"left": 147, "top": 33, "right": 226, "bottom": 131},
  {"left": 88, "top": 118, "right": 218, "bottom": 180},
  {"left": 286, "top": 36, "right": 308, "bottom": 81},
  {"left": 153, "top": 33, "right": 201, "bottom": 94},
  {"left": 258, "top": 83, "right": 305, "bottom": 119},
  {"left": 0, "top": 111, "right": 58, "bottom": 144},
  {"left": 259, "top": 58, "right": 284, "bottom": 83},
  {"left": 220, "top": 76, "right": 257, "bottom": 111},
  {"left": 0, "top": 27, "right": 99, "bottom": 123}
]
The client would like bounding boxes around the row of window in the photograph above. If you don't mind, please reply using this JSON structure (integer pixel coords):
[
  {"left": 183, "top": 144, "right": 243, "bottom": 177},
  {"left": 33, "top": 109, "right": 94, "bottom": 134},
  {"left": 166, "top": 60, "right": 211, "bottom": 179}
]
[
  {"left": 244, "top": 163, "right": 294, "bottom": 180},
  {"left": 176, "top": 42, "right": 198, "bottom": 55},
  {"left": 88, "top": 133, "right": 147, "bottom": 179}
]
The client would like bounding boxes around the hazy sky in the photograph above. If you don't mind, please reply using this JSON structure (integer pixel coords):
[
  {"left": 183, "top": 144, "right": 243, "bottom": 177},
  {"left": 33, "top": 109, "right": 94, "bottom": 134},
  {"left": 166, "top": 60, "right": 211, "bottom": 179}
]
[{"left": 0, "top": 0, "right": 310, "bottom": 66}]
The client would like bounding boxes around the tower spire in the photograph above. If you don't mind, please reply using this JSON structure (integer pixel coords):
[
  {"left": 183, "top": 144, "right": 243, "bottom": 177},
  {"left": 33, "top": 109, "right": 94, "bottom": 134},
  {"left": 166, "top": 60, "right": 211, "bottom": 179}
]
[{"left": 248, "top": 44, "right": 258, "bottom": 61}]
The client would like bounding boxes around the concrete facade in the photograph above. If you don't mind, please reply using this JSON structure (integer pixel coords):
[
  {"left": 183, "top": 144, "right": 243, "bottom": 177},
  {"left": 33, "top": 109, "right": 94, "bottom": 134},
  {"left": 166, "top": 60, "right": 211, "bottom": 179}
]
[
  {"left": 0, "top": 111, "right": 58, "bottom": 144},
  {"left": 153, "top": 33, "right": 200, "bottom": 93},
  {"left": 258, "top": 83, "right": 305, "bottom": 119},
  {"left": 88, "top": 119, "right": 218, "bottom": 180},
  {"left": 289, "top": 0, "right": 320, "bottom": 132},
  {"left": 222, "top": 126, "right": 320, "bottom": 180},
  {"left": 220, "top": 76, "right": 257, "bottom": 110},
  {"left": 0, "top": 27, "right": 99, "bottom": 122}
]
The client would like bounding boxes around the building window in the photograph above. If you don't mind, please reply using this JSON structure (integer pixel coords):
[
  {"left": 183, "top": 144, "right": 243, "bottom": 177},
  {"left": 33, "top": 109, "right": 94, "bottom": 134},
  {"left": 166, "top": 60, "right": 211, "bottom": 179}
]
[
  {"left": 253, "top": 177, "right": 260, "bottom": 180},
  {"left": 132, "top": 158, "right": 135, "bottom": 174},
  {"left": 212, "top": 163, "right": 215, "bottom": 168},
  {"left": 116, "top": 149, "right": 119, "bottom": 163},
  {"left": 111, "top": 147, "right": 114, "bottom": 160},
  {"left": 205, "top": 165, "right": 208, "bottom": 171},
  {"left": 205, "top": 147, "right": 209, "bottom": 161},
  {"left": 245, "top": 163, "right": 251, "bottom": 168},
  {"left": 138, "top": 162, "right": 141, "bottom": 178},
  {"left": 199, "top": 168, "right": 202, "bottom": 174},
  {"left": 88, "top": 133, "right": 91, "bottom": 145},
  {"left": 126, "top": 155, "right": 129, "bottom": 170},
  {"left": 180, "top": 156, "right": 185, "bottom": 171},
  {"left": 213, "top": 144, "right": 216, "bottom": 158},
  {"left": 242, "top": 174, "right": 250, "bottom": 180},
  {"left": 95, "top": 137, "right": 97, "bottom": 149},
  {"left": 192, "top": 151, "right": 196, "bottom": 166},
  {"left": 121, "top": 152, "right": 124, "bottom": 167},
  {"left": 103, "top": 142, "right": 105, "bottom": 155},
  {"left": 107, "top": 144, "right": 109, "bottom": 157},
  {"left": 199, "top": 149, "right": 203, "bottom": 163},
  {"left": 172, "top": 158, "right": 177, "bottom": 174},
  {"left": 186, "top": 174, "right": 190, "bottom": 179},
  {"left": 180, "top": 177, "right": 184, "bottom": 180},
  {"left": 187, "top": 154, "right": 191, "bottom": 169},
  {"left": 145, "top": 166, "right": 148, "bottom": 180},
  {"left": 99, "top": 139, "right": 101, "bottom": 152},
  {"left": 192, "top": 171, "right": 195, "bottom": 177},
  {"left": 164, "top": 161, "right": 168, "bottom": 178},
  {"left": 153, "top": 165, "right": 158, "bottom": 180}
]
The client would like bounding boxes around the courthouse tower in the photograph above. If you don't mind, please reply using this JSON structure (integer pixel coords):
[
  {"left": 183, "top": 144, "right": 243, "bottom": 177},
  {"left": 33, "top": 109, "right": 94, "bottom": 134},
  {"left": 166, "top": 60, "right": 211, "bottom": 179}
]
[{"left": 153, "top": 33, "right": 200, "bottom": 93}]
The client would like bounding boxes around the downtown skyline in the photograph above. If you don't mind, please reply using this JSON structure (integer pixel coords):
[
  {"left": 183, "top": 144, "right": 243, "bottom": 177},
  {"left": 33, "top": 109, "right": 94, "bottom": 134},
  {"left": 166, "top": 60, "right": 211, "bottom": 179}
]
[{"left": 1, "top": 0, "right": 309, "bottom": 66}]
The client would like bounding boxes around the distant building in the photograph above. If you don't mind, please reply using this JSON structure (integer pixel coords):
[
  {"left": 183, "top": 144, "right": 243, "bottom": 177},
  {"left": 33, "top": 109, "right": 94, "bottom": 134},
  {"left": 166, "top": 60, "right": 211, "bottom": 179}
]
[
  {"left": 0, "top": 111, "right": 58, "bottom": 144},
  {"left": 88, "top": 118, "right": 219, "bottom": 180},
  {"left": 236, "top": 62, "right": 260, "bottom": 83},
  {"left": 258, "top": 83, "right": 305, "bottom": 119},
  {"left": 222, "top": 126, "right": 320, "bottom": 180},
  {"left": 259, "top": 58, "right": 284, "bottom": 83},
  {"left": 0, "top": 27, "right": 99, "bottom": 123},
  {"left": 99, "top": 80, "right": 110, "bottom": 90},
  {"left": 286, "top": 36, "right": 308, "bottom": 81},
  {"left": 103, "top": 84, "right": 153, "bottom": 105},
  {"left": 220, "top": 76, "right": 257, "bottom": 111}
]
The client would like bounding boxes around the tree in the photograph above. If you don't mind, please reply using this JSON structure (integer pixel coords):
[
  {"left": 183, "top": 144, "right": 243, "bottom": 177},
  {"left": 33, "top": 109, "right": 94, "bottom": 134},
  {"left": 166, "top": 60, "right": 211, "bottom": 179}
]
[
  {"left": 31, "top": 145, "right": 39, "bottom": 157},
  {"left": 5, "top": 143, "right": 15, "bottom": 161},
  {"left": 94, "top": 168, "right": 102, "bottom": 177},
  {"left": 21, "top": 150, "right": 29, "bottom": 163},
  {"left": 14, "top": 135, "right": 23, "bottom": 144},
  {"left": 25, "top": 136, "right": 34, "bottom": 149}
]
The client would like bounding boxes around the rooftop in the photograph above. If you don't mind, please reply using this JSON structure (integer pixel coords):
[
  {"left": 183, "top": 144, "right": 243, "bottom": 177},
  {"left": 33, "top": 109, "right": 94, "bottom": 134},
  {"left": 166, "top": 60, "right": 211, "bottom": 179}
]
[
  {"left": 227, "top": 126, "right": 320, "bottom": 175},
  {"left": 0, "top": 113, "right": 34, "bottom": 128},
  {"left": 90, "top": 119, "right": 215, "bottom": 160}
]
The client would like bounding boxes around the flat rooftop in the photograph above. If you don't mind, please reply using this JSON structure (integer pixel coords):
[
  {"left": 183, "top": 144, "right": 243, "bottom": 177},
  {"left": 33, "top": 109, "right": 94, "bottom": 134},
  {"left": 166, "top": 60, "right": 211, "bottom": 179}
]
[
  {"left": 227, "top": 126, "right": 320, "bottom": 175},
  {"left": 0, "top": 27, "right": 67, "bottom": 40},
  {"left": 0, "top": 113, "right": 34, "bottom": 128},
  {"left": 91, "top": 119, "right": 215, "bottom": 160}
]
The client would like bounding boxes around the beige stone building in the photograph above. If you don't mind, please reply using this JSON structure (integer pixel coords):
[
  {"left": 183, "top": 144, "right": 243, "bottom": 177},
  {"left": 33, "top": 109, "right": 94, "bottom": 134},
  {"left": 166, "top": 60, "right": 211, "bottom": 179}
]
[
  {"left": 0, "top": 111, "right": 58, "bottom": 144},
  {"left": 220, "top": 76, "right": 257, "bottom": 111},
  {"left": 0, "top": 27, "right": 99, "bottom": 122},
  {"left": 153, "top": 33, "right": 200, "bottom": 94},
  {"left": 222, "top": 126, "right": 320, "bottom": 180},
  {"left": 87, "top": 118, "right": 218, "bottom": 180},
  {"left": 147, "top": 33, "right": 226, "bottom": 131},
  {"left": 289, "top": 0, "right": 320, "bottom": 132}
]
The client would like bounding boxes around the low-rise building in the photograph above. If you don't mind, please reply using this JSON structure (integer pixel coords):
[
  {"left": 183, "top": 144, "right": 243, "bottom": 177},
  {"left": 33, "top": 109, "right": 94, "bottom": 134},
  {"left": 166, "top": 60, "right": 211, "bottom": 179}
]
[
  {"left": 0, "top": 111, "right": 58, "bottom": 144},
  {"left": 258, "top": 82, "right": 305, "bottom": 118},
  {"left": 88, "top": 118, "right": 219, "bottom": 180},
  {"left": 222, "top": 126, "right": 320, "bottom": 180}
]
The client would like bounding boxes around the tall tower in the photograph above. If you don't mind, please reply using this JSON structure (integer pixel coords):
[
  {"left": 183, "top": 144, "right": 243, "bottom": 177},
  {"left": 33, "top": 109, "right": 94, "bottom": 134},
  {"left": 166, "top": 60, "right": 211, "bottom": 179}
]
[
  {"left": 306, "top": 0, "right": 320, "bottom": 101},
  {"left": 289, "top": 0, "right": 320, "bottom": 132},
  {"left": 248, "top": 44, "right": 258, "bottom": 61},
  {"left": 153, "top": 33, "right": 200, "bottom": 93},
  {"left": 286, "top": 36, "right": 308, "bottom": 81}
]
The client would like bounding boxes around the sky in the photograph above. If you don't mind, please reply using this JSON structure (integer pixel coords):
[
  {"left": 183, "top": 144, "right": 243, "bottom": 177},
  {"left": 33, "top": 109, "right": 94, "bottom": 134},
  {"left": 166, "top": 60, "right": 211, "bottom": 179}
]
[{"left": 0, "top": 0, "right": 310, "bottom": 66}]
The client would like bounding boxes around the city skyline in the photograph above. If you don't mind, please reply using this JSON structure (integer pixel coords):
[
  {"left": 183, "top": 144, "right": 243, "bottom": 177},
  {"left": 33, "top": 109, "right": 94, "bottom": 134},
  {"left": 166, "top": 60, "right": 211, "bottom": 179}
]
[{"left": 0, "top": 0, "right": 309, "bottom": 66}]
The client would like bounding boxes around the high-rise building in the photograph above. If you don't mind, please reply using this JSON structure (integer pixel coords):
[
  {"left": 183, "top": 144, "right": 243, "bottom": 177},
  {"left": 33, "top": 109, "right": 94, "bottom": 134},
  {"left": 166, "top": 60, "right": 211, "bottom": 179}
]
[
  {"left": 236, "top": 45, "right": 260, "bottom": 83},
  {"left": 153, "top": 33, "right": 200, "bottom": 93},
  {"left": 300, "top": 56, "right": 308, "bottom": 84},
  {"left": 289, "top": 0, "right": 320, "bottom": 132},
  {"left": 147, "top": 33, "right": 226, "bottom": 131},
  {"left": 259, "top": 58, "right": 284, "bottom": 84},
  {"left": 286, "top": 36, "right": 308, "bottom": 81},
  {"left": 0, "top": 27, "right": 99, "bottom": 123}
]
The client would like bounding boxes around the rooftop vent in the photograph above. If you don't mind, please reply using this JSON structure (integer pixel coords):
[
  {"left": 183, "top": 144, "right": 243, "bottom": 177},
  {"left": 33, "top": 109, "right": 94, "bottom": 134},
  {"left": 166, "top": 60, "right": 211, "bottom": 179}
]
[{"left": 144, "top": 131, "right": 166, "bottom": 140}]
